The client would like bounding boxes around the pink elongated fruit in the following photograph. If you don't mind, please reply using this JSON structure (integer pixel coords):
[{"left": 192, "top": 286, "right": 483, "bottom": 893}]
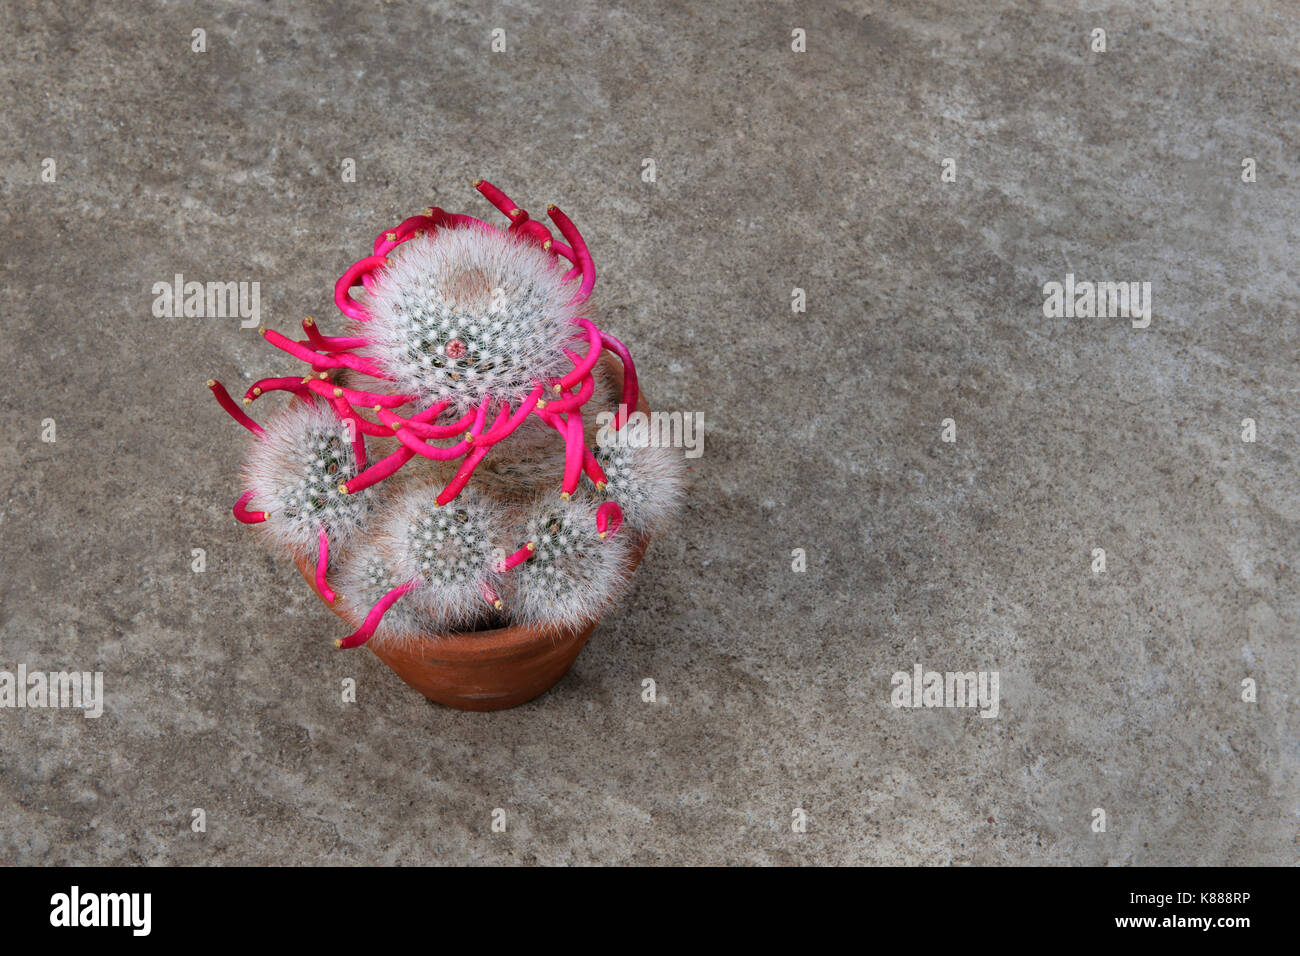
[
  {"left": 315, "top": 528, "right": 336, "bottom": 604},
  {"left": 305, "top": 377, "right": 415, "bottom": 410},
  {"left": 546, "top": 203, "right": 595, "bottom": 304},
  {"left": 209, "top": 380, "right": 264, "bottom": 434},
  {"left": 302, "top": 316, "right": 370, "bottom": 352},
  {"left": 556, "top": 318, "right": 603, "bottom": 391},
  {"left": 242, "top": 376, "right": 312, "bottom": 405},
  {"left": 536, "top": 404, "right": 606, "bottom": 489},
  {"left": 396, "top": 427, "right": 480, "bottom": 462},
  {"left": 435, "top": 445, "right": 491, "bottom": 506},
  {"left": 560, "top": 411, "right": 585, "bottom": 497},
  {"left": 542, "top": 369, "right": 594, "bottom": 414},
  {"left": 372, "top": 211, "right": 451, "bottom": 256},
  {"left": 334, "top": 254, "right": 390, "bottom": 320},
  {"left": 336, "top": 578, "right": 420, "bottom": 649},
  {"left": 261, "top": 327, "right": 385, "bottom": 378},
  {"left": 233, "top": 490, "right": 268, "bottom": 524},
  {"left": 342, "top": 444, "right": 414, "bottom": 494},
  {"left": 376, "top": 402, "right": 476, "bottom": 440},
  {"left": 474, "top": 178, "right": 527, "bottom": 225},
  {"left": 597, "top": 501, "right": 624, "bottom": 539},
  {"left": 600, "top": 330, "right": 640, "bottom": 427},
  {"left": 499, "top": 542, "right": 536, "bottom": 572}
]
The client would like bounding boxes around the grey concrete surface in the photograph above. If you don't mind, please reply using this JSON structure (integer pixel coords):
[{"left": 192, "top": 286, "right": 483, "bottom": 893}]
[{"left": 0, "top": 1, "right": 1296, "bottom": 865}]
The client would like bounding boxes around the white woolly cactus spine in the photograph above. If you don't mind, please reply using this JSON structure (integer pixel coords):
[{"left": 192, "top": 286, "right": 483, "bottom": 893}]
[
  {"left": 389, "top": 482, "right": 509, "bottom": 619},
  {"left": 238, "top": 399, "right": 372, "bottom": 560},
  {"left": 358, "top": 228, "right": 586, "bottom": 411},
  {"left": 505, "top": 494, "right": 633, "bottom": 631},
  {"left": 334, "top": 480, "right": 511, "bottom": 647},
  {"left": 335, "top": 549, "right": 430, "bottom": 647},
  {"left": 590, "top": 438, "right": 686, "bottom": 535}
]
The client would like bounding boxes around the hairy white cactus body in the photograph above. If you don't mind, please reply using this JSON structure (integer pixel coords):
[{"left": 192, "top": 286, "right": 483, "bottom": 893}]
[
  {"left": 239, "top": 400, "right": 371, "bottom": 558},
  {"left": 335, "top": 549, "right": 431, "bottom": 645},
  {"left": 592, "top": 439, "right": 686, "bottom": 534},
  {"left": 507, "top": 494, "right": 631, "bottom": 630},
  {"left": 371, "top": 480, "right": 510, "bottom": 631},
  {"left": 358, "top": 227, "right": 587, "bottom": 410}
]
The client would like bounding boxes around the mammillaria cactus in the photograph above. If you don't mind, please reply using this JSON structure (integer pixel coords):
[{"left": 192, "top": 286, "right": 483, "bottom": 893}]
[
  {"left": 590, "top": 440, "right": 686, "bottom": 536},
  {"left": 333, "top": 480, "right": 510, "bottom": 647},
  {"left": 208, "top": 180, "right": 684, "bottom": 655},
  {"left": 230, "top": 399, "right": 374, "bottom": 603},
  {"left": 505, "top": 494, "right": 634, "bottom": 630}
]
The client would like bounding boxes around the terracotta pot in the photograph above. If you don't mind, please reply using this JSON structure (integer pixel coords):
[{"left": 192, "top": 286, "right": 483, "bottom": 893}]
[{"left": 294, "top": 360, "right": 651, "bottom": 711}]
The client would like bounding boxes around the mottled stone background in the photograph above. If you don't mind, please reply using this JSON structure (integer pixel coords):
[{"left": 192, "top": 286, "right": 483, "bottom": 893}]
[{"left": 0, "top": 1, "right": 1295, "bottom": 864}]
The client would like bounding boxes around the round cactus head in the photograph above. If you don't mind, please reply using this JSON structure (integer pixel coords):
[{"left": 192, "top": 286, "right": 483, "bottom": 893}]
[
  {"left": 507, "top": 494, "right": 631, "bottom": 630},
  {"left": 591, "top": 437, "right": 686, "bottom": 535},
  {"left": 238, "top": 399, "right": 372, "bottom": 558},
  {"left": 359, "top": 226, "right": 588, "bottom": 411},
  {"left": 335, "top": 548, "right": 431, "bottom": 647},
  {"left": 373, "top": 480, "right": 509, "bottom": 629}
]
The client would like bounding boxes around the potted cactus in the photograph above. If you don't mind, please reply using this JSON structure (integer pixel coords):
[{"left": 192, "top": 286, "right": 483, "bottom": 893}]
[{"left": 207, "top": 181, "right": 684, "bottom": 709}]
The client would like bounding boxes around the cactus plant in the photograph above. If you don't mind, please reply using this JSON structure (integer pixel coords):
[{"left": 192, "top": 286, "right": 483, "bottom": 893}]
[
  {"left": 208, "top": 180, "right": 684, "bottom": 654},
  {"left": 506, "top": 492, "right": 635, "bottom": 631},
  {"left": 333, "top": 479, "right": 511, "bottom": 647}
]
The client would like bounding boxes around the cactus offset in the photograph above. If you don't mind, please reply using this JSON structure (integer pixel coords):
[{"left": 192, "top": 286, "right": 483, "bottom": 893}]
[
  {"left": 590, "top": 439, "right": 686, "bottom": 535},
  {"left": 238, "top": 400, "right": 373, "bottom": 552},
  {"left": 506, "top": 494, "right": 633, "bottom": 631}
]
